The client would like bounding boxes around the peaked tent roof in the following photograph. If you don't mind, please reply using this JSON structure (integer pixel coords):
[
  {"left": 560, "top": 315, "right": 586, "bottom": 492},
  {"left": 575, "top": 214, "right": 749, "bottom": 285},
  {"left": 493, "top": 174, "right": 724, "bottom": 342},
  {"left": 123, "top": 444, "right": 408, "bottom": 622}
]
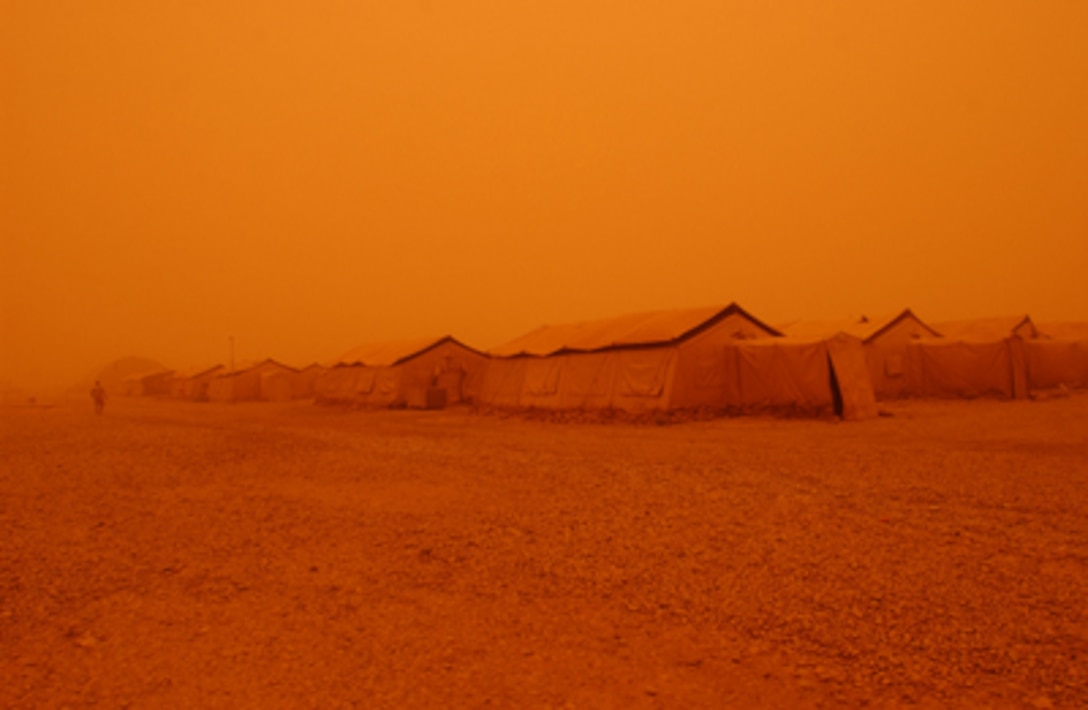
[
  {"left": 121, "top": 368, "right": 175, "bottom": 382},
  {"left": 336, "top": 336, "right": 486, "bottom": 367},
  {"left": 1037, "top": 321, "right": 1088, "bottom": 340},
  {"left": 490, "top": 303, "right": 782, "bottom": 357},
  {"left": 220, "top": 358, "right": 299, "bottom": 377},
  {"left": 778, "top": 309, "right": 940, "bottom": 343},
  {"left": 933, "top": 316, "right": 1037, "bottom": 340},
  {"left": 172, "top": 364, "right": 225, "bottom": 379}
]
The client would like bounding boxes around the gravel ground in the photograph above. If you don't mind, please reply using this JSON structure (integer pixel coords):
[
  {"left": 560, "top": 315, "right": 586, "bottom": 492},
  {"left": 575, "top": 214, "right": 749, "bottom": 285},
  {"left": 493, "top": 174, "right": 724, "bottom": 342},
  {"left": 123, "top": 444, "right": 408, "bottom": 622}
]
[{"left": 1, "top": 394, "right": 1087, "bottom": 709}]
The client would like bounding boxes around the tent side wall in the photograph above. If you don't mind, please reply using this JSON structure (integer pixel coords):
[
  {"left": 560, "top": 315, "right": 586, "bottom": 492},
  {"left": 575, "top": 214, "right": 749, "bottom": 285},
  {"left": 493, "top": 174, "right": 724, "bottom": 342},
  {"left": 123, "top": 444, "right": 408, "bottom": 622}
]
[
  {"left": 865, "top": 317, "right": 940, "bottom": 399},
  {"left": 316, "top": 341, "right": 488, "bottom": 408},
  {"left": 1026, "top": 339, "right": 1088, "bottom": 390},
  {"left": 668, "top": 311, "right": 783, "bottom": 409},
  {"left": 293, "top": 366, "right": 325, "bottom": 399},
  {"left": 723, "top": 339, "right": 835, "bottom": 413},
  {"left": 718, "top": 336, "right": 877, "bottom": 419},
  {"left": 478, "top": 357, "right": 529, "bottom": 408},
  {"left": 394, "top": 340, "right": 490, "bottom": 407},
  {"left": 260, "top": 371, "right": 297, "bottom": 402},
  {"left": 904, "top": 338, "right": 1028, "bottom": 399}
]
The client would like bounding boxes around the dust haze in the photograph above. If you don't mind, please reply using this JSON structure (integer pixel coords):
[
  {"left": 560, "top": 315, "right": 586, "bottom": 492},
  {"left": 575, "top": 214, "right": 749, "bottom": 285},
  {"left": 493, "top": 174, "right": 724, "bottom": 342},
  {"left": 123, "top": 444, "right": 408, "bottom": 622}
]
[
  {"left": 3, "top": 1, "right": 1087, "bottom": 390},
  {"left": 3, "top": 4, "right": 1088, "bottom": 708}
]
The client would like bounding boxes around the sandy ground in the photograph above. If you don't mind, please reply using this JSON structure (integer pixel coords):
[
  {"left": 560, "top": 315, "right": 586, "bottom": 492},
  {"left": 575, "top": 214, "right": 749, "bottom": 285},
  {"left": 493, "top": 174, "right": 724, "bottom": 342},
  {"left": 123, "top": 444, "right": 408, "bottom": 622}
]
[{"left": 2, "top": 395, "right": 1087, "bottom": 709}]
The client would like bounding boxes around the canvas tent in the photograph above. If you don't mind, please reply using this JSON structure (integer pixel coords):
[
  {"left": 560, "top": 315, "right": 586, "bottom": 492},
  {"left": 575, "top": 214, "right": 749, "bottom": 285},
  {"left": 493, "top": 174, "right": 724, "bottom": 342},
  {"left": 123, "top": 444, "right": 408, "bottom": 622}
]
[
  {"left": 899, "top": 316, "right": 1038, "bottom": 400},
  {"left": 717, "top": 334, "right": 879, "bottom": 420},
  {"left": 1037, "top": 322, "right": 1088, "bottom": 341},
  {"left": 314, "top": 336, "right": 488, "bottom": 408},
  {"left": 169, "top": 364, "right": 225, "bottom": 401},
  {"left": 207, "top": 359, "right": 299, "bottom": 402},
  {"left": 903, "top": 337, "right": 1029, "bottom": 400},
  {"left": 120, "top": 369, "right": 175, "bottom": 397},
  {"left": 779, "top": 309, "right": 941, "bottom": 399},
  {"left": 77, "top": 357, "right": 168, "bottom": 397},
  {"left": 476, "top": 303, "right": 866, "bottom": 414},
  {"left": 291, "top": 363, "right": 326, "bottom": 400},
  {"left": 1025, "top": 322, "right": 1088, "bottom": 391},
  {"left": 932, "top": 316, "right": 1038, "bottom": 341}
]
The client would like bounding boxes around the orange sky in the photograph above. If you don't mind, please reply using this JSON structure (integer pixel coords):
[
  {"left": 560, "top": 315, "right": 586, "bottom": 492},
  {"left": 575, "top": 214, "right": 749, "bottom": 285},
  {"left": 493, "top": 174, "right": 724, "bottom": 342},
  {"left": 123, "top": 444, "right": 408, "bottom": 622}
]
[{"left": 2, "top": 1, "right": 1087, "bottom": 389}]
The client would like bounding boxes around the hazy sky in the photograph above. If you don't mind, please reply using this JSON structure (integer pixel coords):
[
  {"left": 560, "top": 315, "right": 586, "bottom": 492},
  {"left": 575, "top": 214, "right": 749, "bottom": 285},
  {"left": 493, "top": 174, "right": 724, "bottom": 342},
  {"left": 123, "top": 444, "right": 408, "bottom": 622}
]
[{"left": 3, "top": 1, "right": 1086, "bottom": 388}]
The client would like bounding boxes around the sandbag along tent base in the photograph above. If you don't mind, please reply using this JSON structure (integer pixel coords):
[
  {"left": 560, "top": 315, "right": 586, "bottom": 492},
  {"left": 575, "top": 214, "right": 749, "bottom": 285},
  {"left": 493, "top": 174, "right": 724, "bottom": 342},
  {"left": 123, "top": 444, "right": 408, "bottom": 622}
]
[{"left": 315, "top": 336, "right": 488, "bottom": 409}]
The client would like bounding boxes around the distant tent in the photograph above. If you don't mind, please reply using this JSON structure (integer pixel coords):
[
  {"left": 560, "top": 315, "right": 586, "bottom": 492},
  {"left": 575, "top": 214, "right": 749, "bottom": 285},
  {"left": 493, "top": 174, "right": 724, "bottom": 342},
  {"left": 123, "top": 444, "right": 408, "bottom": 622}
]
[
  {"left": 779, "top": 309, "right": 941, "bottom": 399},
  {"left": 899, "top": 316, "right": 1041, "bottom": 400},
  {"left": 314, "top": 336, "right": 489, "bottom": 408},
  {"left": 932, "top": 316, "right": 1039, "bottom": 341},
  {"left": 1037, "top": 322, "right": 1088, "bottom": 340},
  {"left": 79, "top": 357, "right": 168, "bottom": 397},
  {"left": 719, "top": 334, "right": 879, "bottom": 420},
  {"left": 904, "top": 337, "right": 1029, "bottom": 400},
  {"left": 1025, "top": 339, "right": 1088, "bottom": 391},
  {"left": 292, "top": 363, "right": 326, "bottom": 400},
  {"left": 1026, "top": 322, "right": 1088, "bottom": 391},
  {"left": 169, "top": 364, "right": 224, "bottom": 401},
  {"left": 120, "top": 369, "right": 175, "bottom": 397},
  {"left": 207, "top": 359, "right": 299, "bottom": 402},
  {"left": 479, "top": 303, "right": 800, "bottom": 413}
]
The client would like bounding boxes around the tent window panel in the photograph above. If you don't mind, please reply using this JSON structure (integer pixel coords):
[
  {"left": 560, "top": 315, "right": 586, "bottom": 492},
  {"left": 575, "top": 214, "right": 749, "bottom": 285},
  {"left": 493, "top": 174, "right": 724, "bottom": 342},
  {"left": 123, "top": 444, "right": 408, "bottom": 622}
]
[{"left": 617, "top": 350, "right": 673, "bottom": 397}]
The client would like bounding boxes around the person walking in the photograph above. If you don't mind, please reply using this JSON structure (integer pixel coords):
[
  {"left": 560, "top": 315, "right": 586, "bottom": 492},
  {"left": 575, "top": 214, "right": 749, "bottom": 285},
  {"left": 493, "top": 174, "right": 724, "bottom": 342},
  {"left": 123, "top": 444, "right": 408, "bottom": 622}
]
[{"left": 90, "top": 381, "right": 106, "bottom": 415}]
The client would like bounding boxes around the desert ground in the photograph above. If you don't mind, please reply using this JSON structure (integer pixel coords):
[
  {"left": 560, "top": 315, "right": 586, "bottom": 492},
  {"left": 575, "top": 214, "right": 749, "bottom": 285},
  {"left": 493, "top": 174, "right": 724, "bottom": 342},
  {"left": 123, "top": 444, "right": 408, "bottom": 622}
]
[{"left": 2, "top": 394, "right": 1086, "bottom": 709}]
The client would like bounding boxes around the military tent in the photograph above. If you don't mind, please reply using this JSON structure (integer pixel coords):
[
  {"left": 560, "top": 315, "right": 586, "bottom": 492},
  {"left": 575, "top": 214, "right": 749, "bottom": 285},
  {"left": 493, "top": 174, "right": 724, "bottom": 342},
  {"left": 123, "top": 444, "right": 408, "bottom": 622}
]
[
  {"left": 292, "top": 363, "right": 326, "bottom": 400},
  {"left": 78, "top": 357, "right": 168, "bottom": 398},
  {"left": 1025, "top": 339, "right": 1088, "bottom": 391},
  {"left": 932, "top": 316, "right": 1038, "bottom": 341},
  {"left": 903, "top": 337, "right": 1029, "bottom": 400},
  {"left": 169, "top": 364, "right": 224, "bottom": 401},
  {"left": 120, "top": 369, "right": 175, "bottom": 397},
  {"left": 480, "top": 303, "right": 799, "bottom": 413},
  {"left": 779, "top": 309, "right": 941, "bottom": 399},
  {"left": 899, "top": 316, "right": 1039, "bottom": 400},
  {"left": 718, "top": 334, "right": 880, "bottom": 420},
  {"left": 207, "top": 360, "right": 299, "bottom": 402},
  {"left": 1037, "top": 322, "right": 1088, "bottom": 341},
  {"left": 314, "top": 336, "right": 488, "bottom": 408}
]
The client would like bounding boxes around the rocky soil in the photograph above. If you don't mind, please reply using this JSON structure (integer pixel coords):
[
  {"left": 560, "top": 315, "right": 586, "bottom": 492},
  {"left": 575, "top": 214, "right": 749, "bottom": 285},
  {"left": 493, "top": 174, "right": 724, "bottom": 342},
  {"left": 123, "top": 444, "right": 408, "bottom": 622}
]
[{"left": 1, "top": 394, "right": 1086, "bottom": 708}]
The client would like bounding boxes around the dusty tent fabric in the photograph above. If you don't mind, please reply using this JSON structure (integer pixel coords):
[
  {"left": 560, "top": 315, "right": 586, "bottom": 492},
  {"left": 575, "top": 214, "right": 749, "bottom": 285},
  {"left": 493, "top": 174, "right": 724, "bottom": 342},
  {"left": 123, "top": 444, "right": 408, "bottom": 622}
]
[
  {"left": 491, "top": 303, "right": 781, "bottom": 357},
  {"left": 207, "top": 360, "right": 299, "bottom": 402},
  {"left": 778, "top": 309, "right": 941, "bottom": 400},
  {"left": 719, "top": 335, "right": 878, "bottom": 419},
  {"left": 293, "top": 365, "right": 325, "bottom": 399},
  {"left": 480, "top": 304, "right": 781, "bottom": 412},
  {"left": 169, "top": 365, "right": 224, "bottom": 400},
  {"left": 316, "top": 336, "right": 488, "bottom": 408},
  {"left": 933, "top": 316, "right": 1038, "bottom": 341},
  {"left": 79, "top": 357, "right": 167, "bottom": 397},
  {"left": 478, "top": 357, "right": 529, "bottom": 408},
  {"left": 904, "top": 338, "right": 1029, "bottom": 399},
  {"left": 119, "top": 369, "right": 174, "bottom": 397},
  {"left": 826, "top": 336, "right": 881, "bottom": 420},
  {"left": 1037, "top": 322, "right": 1088, "bottom": 340},
  {"left": 260, "top": 370, "right": 296, "bottom": 402},
  {"left": 1026, "top": 339, "right": 1088, "bottom": 390}
]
